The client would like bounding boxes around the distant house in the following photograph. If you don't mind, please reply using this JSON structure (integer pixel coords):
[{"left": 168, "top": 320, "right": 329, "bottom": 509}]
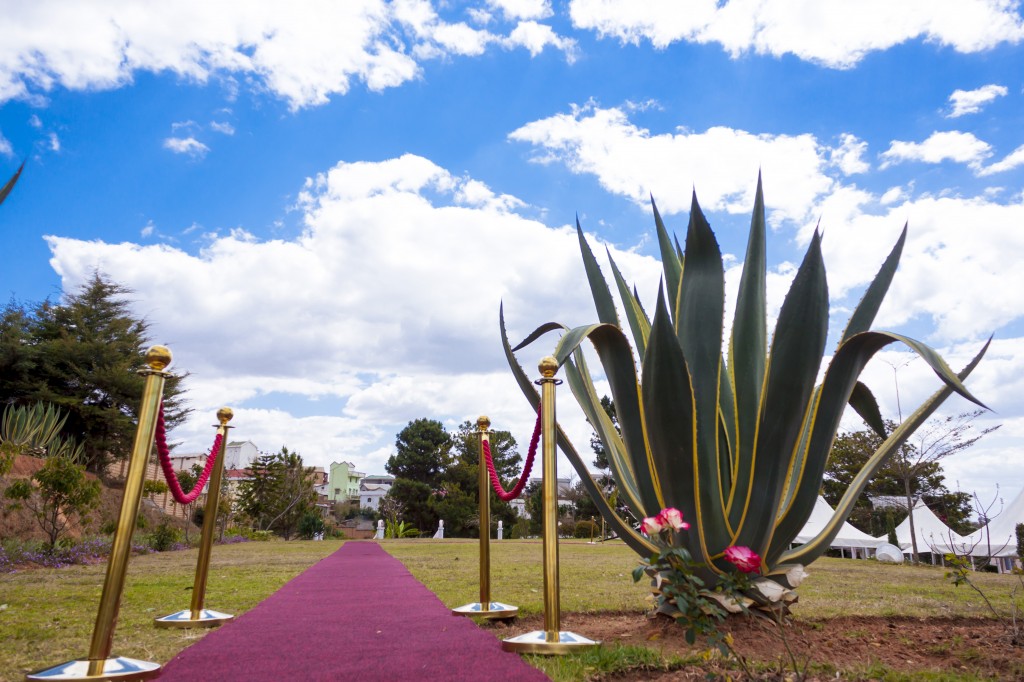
[
  {"left": 515, "top": 477, "right": 574, "bottom": 520},
  {"left": 359, "top": 474, "right": 394, "bottom": 511},
  {"left": 223, "top": 441, "right": 259, "bottom": 469},
  {"left": 328, "top": 461, "right": 366, "bottom": 503}
]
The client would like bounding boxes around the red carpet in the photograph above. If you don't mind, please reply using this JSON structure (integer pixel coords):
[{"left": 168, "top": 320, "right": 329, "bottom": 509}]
[{"left": 158, "top": 541, "right": 549, "bottom": 681}]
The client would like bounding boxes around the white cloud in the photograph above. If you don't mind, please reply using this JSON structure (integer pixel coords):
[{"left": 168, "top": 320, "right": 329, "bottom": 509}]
[
  {"left": 978, "top": 143, "right": 1024, "bottom": 176},
  {"left": 487, "top": 0, "right": 553, "bottom": 21},
  {"left": 28, "top": 114, "right": 41, "bottom": 128},
  {"left": 879, "top": 131, "right": 993, "bottom": 170},
  {"left": 209, "top": 121, "right": 235, "bottom": 135},
  {"left": 879, "top": 185, "right": 908, "bottom": 205},
  {"left": 0, "top": 130, "right": 11, "bottom": 157},
  {"left": 504, "top": 21, "right": 579, "bottom": 60},
  {"left": 40, "top": 151, "right": 1024, "bottom": 505},
  {"left": 830, "top": 133, "right": 869, "bottom": 175},
  {"left": 509, "top": 102, "right": 840, "bottom": 223},
  {"left": 568, "top": 0, "right": 1024, "bottom": 68},
  {"left": 44, "top": 153, "right": 658, "bottom": 474},
  {"left": 163, "top": 136, "right": 209, "bottom": 157},
  {"left": 141, "top": 220, "right": 155, "bottom": 238},
  {"left": 947, "top": 84, "right": 1008, "bottom": 117},
  {"left": 0, "top": 0, "right": 576, "bottom": 108},
  {"left": 47, "top": 131, "right": 60, "bottom": 151}
]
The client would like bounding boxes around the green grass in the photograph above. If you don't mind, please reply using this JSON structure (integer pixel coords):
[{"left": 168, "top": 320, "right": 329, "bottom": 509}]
[
  {"left": 383, "top": 538, "right": 1024, "bottom": 619},
  {"left": 0, "top": 539, "right": 342, "bottom": 681},
  {"left": 2, "top": 538, "right": 1021, "bottom": 681}
]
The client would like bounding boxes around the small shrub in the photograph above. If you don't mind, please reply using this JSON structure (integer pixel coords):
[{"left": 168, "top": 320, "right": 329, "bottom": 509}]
[
  {"left": 299, "top": 512, "right": 326, "bottom": 539},
  {"left": 509, "top": 517, "right": 531, "bottom": 539},
  {"left": 148, "top": 522, "right": 182, "bottom": 552},
  {"left": 574, "top": 520, "right": 598, "bottom": 539}
]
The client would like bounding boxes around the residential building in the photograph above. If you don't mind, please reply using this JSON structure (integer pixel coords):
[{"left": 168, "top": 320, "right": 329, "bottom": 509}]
[
  {"left": 328, "top": 461, "right": 366, "bottom": 503},
  {"left": 359, "top": 474, "right": 394, "bottom": 511},
  {"left": 224, "top": 441, "right": 259, "bottom": 469}
]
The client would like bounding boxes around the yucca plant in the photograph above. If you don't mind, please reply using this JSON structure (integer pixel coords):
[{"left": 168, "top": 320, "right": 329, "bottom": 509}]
[{"left": 501, "top": 176, "right": 988, "bottom": 596}]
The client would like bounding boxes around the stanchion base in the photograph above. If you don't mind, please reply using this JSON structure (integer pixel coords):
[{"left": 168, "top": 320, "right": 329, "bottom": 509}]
[
  {"left": 502, "top": 630, "right": 600, "bottom": 655},
  {"left": 451, "top": 601, "right": 519, "bottom": 620},
  {"left": 25, "top": 656, "right": 161, "bottom": 681},
  {"left": 154, "top": 608, "right": 234, "bottom": 628}
]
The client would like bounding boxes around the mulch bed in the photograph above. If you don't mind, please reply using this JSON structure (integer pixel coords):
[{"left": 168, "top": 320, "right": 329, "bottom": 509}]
[{"left": 488, "top": 611, "right": 1024, "bottom": 680}]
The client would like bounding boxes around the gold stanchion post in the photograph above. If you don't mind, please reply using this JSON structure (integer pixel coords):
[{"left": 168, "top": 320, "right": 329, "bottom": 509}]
[
  {"left": 452, "top": 416, "right": 518, "bottom": 619},
  {"left": 502, "top": 357, "right": 599, "bottom": 655},
  {"left": 155, "top": 408, "right": 235, "bottom": 628},
  {"left": 27, "top": 346, "right": 172, "bottom": 681}
]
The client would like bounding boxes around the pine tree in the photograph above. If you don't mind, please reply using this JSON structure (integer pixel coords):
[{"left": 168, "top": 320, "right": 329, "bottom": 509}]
[
  {"left": 1, "top": 272, "right": 189, "bottom": 471},
  {"left": 236, "top": 447, "right": 317, "bottom": 539}
]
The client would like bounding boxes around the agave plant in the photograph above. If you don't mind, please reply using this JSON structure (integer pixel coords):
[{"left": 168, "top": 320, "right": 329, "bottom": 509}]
[
  {"left": 0, "top": 402, "right": 86, "bottom": 471},
  {"left": 501, "top": 176, "right": 988, "bottom": 591}
]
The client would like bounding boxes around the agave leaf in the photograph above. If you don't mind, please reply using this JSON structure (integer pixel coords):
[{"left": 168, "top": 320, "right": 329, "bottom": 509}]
[
  {"left": 643, "top": 288, "right": 734, "bottom": 562},
  {"left": 848, "top": 381, "right": 887, "bottom": 438},
  {"left": 717, "top": 359, "right": 737, "bottom": 494},
  {"left": 780, "top": 338, "right": 991, "bottom": 565},
  {"left": 1, "top": 402, "right": 69, "bottom": 451},
  {"left": 768, "top": 330, "right": 987, "bottom": 564},
  {"left": 653, "top": 197, "right": 682, "bottom": 317},
  {"left": 0, "top": 161, "right": 24, "bottom": 206},
  {"left": 607, "top": 247, "right": 650, "bottom": 360},
  {"left": 554, "top": 324, "right": 661, "bottom": 512},
  {"left": 774, "top": 385, "right": 821, "bottom": 523},
  {"left": 499, "top": 306, "right": 655, "bottom": 555},
  {"left": 675, "top": 192, "right": 728, "bottom": 538},
  {"left": 561, "top": 351, "right": 648, "bottom": 519},
  {"left": 725, "top": 173, "right": 767, "bottom": 522},
  {"left": 839, "top": 225, "right": 907, "bottom": 344},
  {"left": 734, "top": 231, "right": 828, "bottom": 552},
  {"left": 511, "top": 320, "right": 565, "bottom": 353},
  {"left": 577, "top": 221, "right": 620, "bottom": 326}
]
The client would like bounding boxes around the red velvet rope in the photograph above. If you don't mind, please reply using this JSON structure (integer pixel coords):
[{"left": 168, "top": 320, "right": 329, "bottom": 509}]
[
  {"left": 155, "top": 403, "right": 223, "bottom": 505},
  {"left": 482, "top": 404, "right": 542, "bottom": 501}
]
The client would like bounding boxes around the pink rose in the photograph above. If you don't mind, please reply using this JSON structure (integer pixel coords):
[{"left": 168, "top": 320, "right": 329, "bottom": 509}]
[
  {"left": 724, "top": 545, "right": 761, "bottom": 574},
  {"left": 657, "top": 508, "right": 689, "bottom": 532},
  {"left": 641, "top": 515, "right": 665, "bottom": 535}
]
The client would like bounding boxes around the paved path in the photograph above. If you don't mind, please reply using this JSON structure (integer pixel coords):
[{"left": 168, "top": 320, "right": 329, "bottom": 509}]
[{"left": 158, "top": 541, "right": 548, "bottom": 681}]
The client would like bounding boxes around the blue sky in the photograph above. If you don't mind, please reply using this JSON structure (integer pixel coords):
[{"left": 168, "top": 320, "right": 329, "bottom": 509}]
[{"left": 0, "top": 1, "right": 1022, "bottom": 513}]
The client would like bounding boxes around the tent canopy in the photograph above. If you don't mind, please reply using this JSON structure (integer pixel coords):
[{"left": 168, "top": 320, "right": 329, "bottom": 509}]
[
  {"left": 962, "top": 487, "right": 1024, "bottom": 558},
  {"left": 794, "top": 497, "right": 882, "bottom": 550},
  {"left": 884, "top": 500, "right": 968, "bottom": 554}
]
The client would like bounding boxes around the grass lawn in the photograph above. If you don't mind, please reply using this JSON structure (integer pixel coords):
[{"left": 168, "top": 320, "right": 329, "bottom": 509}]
[
  {"left": 1, "top": 538, "right": 1020, "bottom": 681},
  {"left": 383, "top": 538, "right": 1022, "bottom": 619},
  {"left": 0, "top": 539, "right": 342, "bottom": 681}
]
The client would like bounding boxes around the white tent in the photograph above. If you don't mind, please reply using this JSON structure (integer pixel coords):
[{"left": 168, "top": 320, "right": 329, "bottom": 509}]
[
  {"left": 885, "top": 500, "right": 970, "bottom": 555},
  {"left": 962, "top": 487, "right": 1024, "bottom": 561},
  {"left": 794, "top": 496, "right": 883, "bottom": 558}
]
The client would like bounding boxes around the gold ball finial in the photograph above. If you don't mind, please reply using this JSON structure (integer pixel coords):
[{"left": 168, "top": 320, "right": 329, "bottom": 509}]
[
  {"left": 146, "top": 345, "right": 172, "bottom": 371},
  {"left": 217, "top": 407, "right": 234, "bottom": 425},
  {"left": 477, "top": 415, "right": 491, "bottom": 430},
  {"left": 539, "top": 355, "right": 559, "bottom": 378}
]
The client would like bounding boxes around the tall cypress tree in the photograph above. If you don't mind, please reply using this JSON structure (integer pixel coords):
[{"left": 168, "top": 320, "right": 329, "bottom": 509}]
[{"left": 1, "top": 272, "right": 189, "bottom": 471}]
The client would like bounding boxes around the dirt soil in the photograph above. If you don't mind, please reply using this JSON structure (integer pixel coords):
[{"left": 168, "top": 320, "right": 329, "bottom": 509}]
[
  {"left": 2, "top": 454, "right": 189, "bottom": 542},
  {"left": 492, "top": 612, "right": 1024, "bottom": 680}
]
